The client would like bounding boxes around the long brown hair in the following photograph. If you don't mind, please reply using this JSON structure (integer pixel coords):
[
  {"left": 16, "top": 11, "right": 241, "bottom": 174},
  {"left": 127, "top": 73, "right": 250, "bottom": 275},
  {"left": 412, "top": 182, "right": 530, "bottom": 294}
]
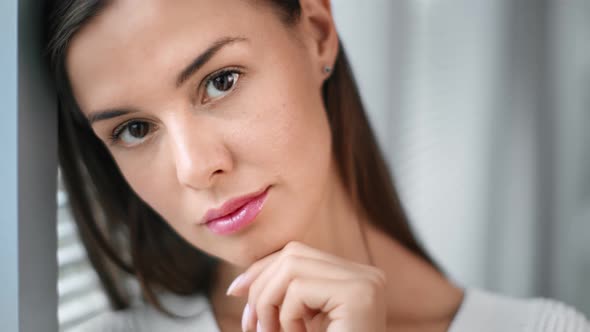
[{"left": 46, "top": 0, "right": 438, "bottom": 315}]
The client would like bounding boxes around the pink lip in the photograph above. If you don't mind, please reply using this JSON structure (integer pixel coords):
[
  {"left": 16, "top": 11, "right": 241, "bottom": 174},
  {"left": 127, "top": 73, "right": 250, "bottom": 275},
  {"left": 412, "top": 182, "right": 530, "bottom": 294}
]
[{"left": 203, "top": 186, "right": 270, "bottom": 235}]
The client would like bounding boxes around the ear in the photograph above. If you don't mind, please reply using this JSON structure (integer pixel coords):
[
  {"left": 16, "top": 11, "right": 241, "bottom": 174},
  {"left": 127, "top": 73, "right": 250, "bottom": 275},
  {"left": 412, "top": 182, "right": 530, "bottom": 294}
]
[{"left": 296, "top": 0, "right": 339, "bottom": 83}]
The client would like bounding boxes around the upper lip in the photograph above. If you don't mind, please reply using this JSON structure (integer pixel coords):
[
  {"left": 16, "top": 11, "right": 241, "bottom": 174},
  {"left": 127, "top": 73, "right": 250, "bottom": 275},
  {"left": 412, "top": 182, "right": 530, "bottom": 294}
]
[{"left": 202, "top": 186, "right": 269, "bottom": 224}]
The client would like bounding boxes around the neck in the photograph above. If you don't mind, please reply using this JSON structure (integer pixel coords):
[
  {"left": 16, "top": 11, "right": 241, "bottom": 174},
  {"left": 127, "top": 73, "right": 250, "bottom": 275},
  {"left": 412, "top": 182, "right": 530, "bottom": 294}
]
[{"left": 209, "top": 172, "right": 463, "bottom": 331}]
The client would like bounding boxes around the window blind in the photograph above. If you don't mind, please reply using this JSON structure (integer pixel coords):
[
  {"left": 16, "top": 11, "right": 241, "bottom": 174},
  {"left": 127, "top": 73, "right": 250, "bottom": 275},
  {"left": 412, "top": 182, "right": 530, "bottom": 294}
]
[{"left": 57, "top": 185, "right": 109, "bottom": 331}]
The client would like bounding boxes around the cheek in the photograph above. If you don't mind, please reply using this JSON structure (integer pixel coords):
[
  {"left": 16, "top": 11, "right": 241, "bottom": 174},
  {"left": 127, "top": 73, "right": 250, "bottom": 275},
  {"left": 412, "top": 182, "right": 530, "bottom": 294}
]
[
  {"left": 113, "top": 153, "right": 180, "bottom": 220},
  {"left": 235, "top": 74, "right": 333, "bottom": 198},
  {"left": 233, "top": 35, "right": 333, "bottom": 181}
]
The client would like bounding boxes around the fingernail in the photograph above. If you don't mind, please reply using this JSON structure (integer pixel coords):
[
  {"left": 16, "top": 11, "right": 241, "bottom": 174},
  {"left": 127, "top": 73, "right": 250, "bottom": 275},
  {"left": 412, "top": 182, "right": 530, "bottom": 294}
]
[
  {"left": 226, "top": 273, "right": 244, "bottom": 296},
  {"left": 256, "top": 320, "right": 264, "bottom": 332},
  {"left": 241, "top": 303, "right": 250, "bottom": 331}
]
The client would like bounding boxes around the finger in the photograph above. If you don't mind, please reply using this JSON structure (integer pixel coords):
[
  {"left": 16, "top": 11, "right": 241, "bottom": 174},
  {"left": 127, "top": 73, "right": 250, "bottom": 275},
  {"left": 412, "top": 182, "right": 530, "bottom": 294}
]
[
  {"left": 284, "top": 277, "right": 386, "bottom": 332},
  {"left": 279, "top": 278, "right": 341, "bottom": 332},
  {"left": 229, "top": 241, "right": 357, "bottom": 297},
  {"left": 237, "top": 241, "right": 370, "bottom": 331},
  {"left": 240, "top": 243, "right": 386, "bottom": 331},
  {"left": 253, "top": 256, "right": 358, "bottom": 332},
  {"left": 227, "top": 250, "right": 282, "bottom": 298}
]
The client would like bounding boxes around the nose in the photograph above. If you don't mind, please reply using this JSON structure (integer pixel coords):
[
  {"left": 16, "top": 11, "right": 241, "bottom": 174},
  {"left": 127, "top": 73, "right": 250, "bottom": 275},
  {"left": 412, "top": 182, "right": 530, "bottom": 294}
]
[{"left": 168, "top": 118, "right": 233, "bottom": 190}]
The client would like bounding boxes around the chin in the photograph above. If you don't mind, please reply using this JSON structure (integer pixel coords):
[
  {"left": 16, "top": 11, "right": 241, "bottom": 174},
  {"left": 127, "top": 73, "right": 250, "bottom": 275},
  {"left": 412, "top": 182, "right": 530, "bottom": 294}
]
[{"left": 216, "top": 230, "right": 294, "bottom": 267}]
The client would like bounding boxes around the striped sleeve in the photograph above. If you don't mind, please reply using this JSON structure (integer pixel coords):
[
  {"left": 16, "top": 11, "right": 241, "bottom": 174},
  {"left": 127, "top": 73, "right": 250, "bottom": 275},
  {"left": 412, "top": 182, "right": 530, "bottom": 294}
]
[{"left": 529, "top": 298, "right": 590, "bottom": 332}]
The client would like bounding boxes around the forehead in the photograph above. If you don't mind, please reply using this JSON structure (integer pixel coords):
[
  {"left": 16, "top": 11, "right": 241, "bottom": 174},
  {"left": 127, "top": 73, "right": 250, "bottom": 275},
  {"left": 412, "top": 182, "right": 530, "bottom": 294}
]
[{"left": 66, "top": 0, "right": 283, "bottom": 112}]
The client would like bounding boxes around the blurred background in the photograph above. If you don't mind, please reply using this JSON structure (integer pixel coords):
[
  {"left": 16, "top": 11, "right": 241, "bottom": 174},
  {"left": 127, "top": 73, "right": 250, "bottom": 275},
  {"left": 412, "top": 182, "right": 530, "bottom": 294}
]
[
  {"left": 332, "top": 0, "right": 590, "bottom": 313},
  {"left": 56, "top": 0, "right": 590, "bottom": 330}
]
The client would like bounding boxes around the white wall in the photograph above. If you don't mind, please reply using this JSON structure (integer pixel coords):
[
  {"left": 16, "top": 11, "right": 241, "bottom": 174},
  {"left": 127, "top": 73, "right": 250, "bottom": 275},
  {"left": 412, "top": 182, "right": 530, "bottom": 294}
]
[
  {"left": 332, "top": 0, "right": 590, "bottom": 315},
  {"left": 332, "top": 0, "right": 506, "bottom": 289}
]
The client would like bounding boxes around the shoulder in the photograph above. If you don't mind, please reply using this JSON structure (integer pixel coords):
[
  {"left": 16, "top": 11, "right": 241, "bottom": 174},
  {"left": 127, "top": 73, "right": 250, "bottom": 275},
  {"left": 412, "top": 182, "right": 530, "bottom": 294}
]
[
  {"left": 72, "top": 292, "right": 220, "bottom": 332},
  {"left": 74, "top": 309, "right": 138, "bottom": 332},
  {"left": 530, "top": 298, "right": 590, "bottom": 331},
  {"left": 449, "top": 288, "right": 590, "bottom": 332}
]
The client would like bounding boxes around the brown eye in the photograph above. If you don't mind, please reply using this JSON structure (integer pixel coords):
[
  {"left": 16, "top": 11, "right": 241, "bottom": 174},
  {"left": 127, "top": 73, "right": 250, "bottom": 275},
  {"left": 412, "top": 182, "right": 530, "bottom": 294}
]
[
  {"left": 127, "top": 122, "right": 150, "bottom": 138},
  {"left": 112, "top": 121, "right": 154, "bottom": 147},
  {"left": 213, "top": 72, "right": 235, "bottom": 91},
  {"left": 204, "top": 70, "right": 240, "bottom": 101}
]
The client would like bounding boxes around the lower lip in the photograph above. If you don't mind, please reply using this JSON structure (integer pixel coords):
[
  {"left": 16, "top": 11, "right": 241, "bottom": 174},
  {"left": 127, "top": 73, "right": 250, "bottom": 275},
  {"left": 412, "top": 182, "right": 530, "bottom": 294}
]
[{"left": 205, "top": 189, "right": 269, "bottom": 235}]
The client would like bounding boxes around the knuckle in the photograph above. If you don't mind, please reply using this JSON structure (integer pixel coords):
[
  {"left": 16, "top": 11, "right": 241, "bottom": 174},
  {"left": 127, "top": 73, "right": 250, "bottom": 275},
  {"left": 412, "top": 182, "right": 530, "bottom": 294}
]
[
  {"left": 349, "top": 280, "right": 379, "bottom": 306},
  {"left": 279, "top": 245, "right": 302, "bottom": 266},
  {"left": 248, "top": 258, "right": 265, "bottom": 271},
  {"left": 279, "top": 254, "right": 303, "bottom": 274},
  {"left": 279, "top": 254, "right": 300, "bottom": 273},
  {"left": 287, "top": 278, "right": 305, "bottom": 295},
  {"left": 249, "top": 281, "right": 263, "bottom": 303},
  {"left": 355, "top": 279, "right": 373, "bottom": 293},
  {"left": 278, "top": 303, "right": 294, "bottom": 327},
  {"left": 368, "top": 267, "right": 387, "bottom": 287},
  {"left": 255, "top": 296, "right": 278, "bottom": 323},
  {"left": 284, "top": 241, "right": 303, "bottom": 253},
  {"left": 255, "top": 298, "right": 267, "bottom": 315},
  {"left": 279, "top": 312, "right": 290, "bottom": 327}
]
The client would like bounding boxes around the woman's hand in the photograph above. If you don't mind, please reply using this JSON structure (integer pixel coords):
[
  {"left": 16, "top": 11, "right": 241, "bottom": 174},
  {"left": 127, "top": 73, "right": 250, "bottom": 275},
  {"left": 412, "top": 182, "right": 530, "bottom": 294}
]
[{"left": 226, "top": 241, "right": 387, "bottom": 332}]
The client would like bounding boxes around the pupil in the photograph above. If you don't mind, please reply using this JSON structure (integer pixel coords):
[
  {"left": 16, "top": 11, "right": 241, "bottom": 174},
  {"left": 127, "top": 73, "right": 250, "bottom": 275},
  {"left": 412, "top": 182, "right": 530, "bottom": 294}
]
[
  {"left": 129, "top": 122, "right": 148, "bottom": 138},
  {"left": 213, "top": 73, "right": 234, "bottom": 91}
]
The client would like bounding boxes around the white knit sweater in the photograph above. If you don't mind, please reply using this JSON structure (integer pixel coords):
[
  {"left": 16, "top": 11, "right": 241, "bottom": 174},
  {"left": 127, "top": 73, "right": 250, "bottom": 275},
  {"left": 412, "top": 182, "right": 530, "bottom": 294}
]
[
  {"left": 448, "top": 289, "right": 589, "bottom": 332},
  {"left": 77, "top": 288, "right": 590, "bottom": 331}
]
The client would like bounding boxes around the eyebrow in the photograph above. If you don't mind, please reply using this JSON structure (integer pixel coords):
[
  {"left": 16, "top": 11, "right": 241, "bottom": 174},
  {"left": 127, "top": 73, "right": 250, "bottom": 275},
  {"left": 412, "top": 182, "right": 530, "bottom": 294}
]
[
  {"left": 86, "top": 36, "right": 248, "bottom": 125},
  {"left": 88, "top": 108, "right": 136, "bottom": 125},
  {"left": 176, "top": 36, "right": 248, "bottom": 88}
]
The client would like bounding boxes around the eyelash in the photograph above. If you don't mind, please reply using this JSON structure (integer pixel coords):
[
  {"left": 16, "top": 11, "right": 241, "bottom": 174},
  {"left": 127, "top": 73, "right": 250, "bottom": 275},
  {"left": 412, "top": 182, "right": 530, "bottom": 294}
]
[
  {"left": 200, "top": 67, "right": 243, "bottom": 103},
  {"left": 108, "top": 119, "right": 155, "bottom": 146},
  {"left": 108, "top": 67, "right": 243, "bottom": 147}
]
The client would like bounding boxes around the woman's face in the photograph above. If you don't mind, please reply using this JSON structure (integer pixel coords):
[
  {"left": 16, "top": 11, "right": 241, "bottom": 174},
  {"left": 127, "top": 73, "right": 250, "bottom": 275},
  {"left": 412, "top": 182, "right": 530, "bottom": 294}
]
[{"left": 67, "top": 0, "right": 337, "bottom": 266}]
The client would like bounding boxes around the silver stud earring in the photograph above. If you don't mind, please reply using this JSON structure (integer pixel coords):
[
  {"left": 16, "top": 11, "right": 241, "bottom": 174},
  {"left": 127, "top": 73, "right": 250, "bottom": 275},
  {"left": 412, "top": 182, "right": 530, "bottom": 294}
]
[{"left": 323, "top": 66, "right": 332, "bottom": 74}]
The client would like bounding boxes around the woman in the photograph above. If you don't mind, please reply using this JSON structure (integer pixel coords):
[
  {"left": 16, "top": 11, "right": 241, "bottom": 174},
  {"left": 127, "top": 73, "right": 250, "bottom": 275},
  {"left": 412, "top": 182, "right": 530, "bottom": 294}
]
[{"left": 46, "top": 0, "right": 589, "bottom": 331}]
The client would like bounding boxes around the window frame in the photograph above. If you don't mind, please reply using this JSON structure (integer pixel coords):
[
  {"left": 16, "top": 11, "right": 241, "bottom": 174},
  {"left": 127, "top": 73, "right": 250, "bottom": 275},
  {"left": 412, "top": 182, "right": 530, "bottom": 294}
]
[{"left": 0, "top": 0, "right": 59, "bottom": 331}]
